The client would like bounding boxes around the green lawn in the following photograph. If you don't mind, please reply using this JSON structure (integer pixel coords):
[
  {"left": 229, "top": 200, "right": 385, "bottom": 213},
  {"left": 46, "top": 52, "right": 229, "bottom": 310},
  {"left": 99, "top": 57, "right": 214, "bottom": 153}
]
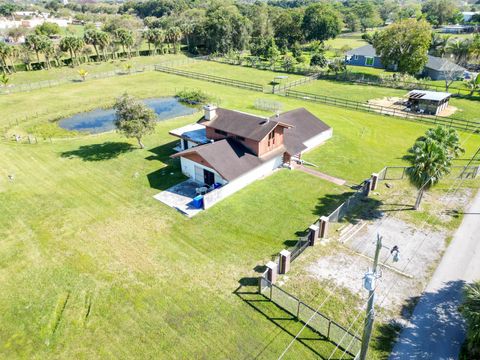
[
  {"left": 1, "top": 67, "right": 479, "bottom": 359},
  {"left": 295, "top": 79, "right": 480, "bottom": 122},
  {"left": 176, "top": 60, "right": 306, "bottom": 87},
  {"left": 4, "top": 54, "right": 186, "bottom": 86}
]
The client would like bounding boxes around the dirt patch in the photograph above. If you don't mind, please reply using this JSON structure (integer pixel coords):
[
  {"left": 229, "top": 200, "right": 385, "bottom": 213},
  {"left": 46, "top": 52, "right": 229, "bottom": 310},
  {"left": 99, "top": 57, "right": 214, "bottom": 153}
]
[{"left": 307, "top": 217, "right": 446, "bottom": 314}]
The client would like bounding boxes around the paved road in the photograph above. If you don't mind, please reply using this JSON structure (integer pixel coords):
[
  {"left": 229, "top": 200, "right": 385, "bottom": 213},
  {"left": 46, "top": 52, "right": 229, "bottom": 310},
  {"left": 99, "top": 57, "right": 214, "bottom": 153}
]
[{"left": 390, "top": 189, "right": 480, "bottom": 360}]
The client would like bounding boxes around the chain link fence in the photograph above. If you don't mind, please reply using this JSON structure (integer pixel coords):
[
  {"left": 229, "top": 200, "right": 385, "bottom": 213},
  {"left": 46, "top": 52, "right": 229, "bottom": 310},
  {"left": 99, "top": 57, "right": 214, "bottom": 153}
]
[{"left": 259, "top": 276, "right": 361, "bottom": 357}]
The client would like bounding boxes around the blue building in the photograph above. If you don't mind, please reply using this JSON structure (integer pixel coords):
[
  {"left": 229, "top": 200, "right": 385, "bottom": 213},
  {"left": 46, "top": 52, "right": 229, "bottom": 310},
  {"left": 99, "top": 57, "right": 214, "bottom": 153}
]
[
  {"left": 345, "top": 44, "right": 466, "bottom": 80},
  {"left": 345, "top": 44, "right": 385, "bottom": 69}
]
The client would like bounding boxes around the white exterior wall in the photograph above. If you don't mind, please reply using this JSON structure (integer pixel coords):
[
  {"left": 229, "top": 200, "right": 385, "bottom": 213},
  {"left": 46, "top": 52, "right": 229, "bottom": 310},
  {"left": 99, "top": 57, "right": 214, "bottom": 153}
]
[
  {"left": 203, "top": 155, "right": 283, "bottom": 209},
  {"left": 180, "top": 157, "right": 226, "bottom": 185},
  {"left": 301, "top": 128, "right": 333, "bottom": 154}
]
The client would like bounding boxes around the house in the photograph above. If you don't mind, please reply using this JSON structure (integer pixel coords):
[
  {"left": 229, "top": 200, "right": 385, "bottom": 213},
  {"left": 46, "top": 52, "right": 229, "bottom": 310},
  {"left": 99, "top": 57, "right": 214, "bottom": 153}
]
[
  {"left": 406, "top": 90, "right": 451, "bottom": 115},
  {"left": 345, "top": 44, "right": 385, "bottom": 69},
  {"left": 345, "top": 44, "right": 466, "bottom": 80},
  {"left": 168, "top": 106, "right": 332, "bottom": 209},
  {"left": 440, "top": 25, "right": 475, "bottom": 34}
]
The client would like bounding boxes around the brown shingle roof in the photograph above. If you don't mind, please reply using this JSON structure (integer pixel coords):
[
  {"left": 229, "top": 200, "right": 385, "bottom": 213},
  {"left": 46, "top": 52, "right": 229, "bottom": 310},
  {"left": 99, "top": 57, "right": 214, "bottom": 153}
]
[
  {"left": 274, "top": 108, "right": 331, "bottom": 155},
  {"left": 200, "top": 108, "right": 288, "bottom": 141},
  {"left": 171, "top": 138, "right": 284, "bottom": 181}
]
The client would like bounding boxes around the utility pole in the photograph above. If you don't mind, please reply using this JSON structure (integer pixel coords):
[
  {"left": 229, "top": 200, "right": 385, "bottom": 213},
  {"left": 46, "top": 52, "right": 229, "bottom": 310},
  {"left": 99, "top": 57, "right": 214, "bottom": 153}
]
[{"left": 358, "top": 234, "right": 382, "bottom": 360}]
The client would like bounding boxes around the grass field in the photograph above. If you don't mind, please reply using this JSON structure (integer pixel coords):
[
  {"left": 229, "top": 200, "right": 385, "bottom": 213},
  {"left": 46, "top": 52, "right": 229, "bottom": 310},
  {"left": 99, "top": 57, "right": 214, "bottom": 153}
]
[{"left": 1, "top": 65, "right": 479, "bottom": 359}]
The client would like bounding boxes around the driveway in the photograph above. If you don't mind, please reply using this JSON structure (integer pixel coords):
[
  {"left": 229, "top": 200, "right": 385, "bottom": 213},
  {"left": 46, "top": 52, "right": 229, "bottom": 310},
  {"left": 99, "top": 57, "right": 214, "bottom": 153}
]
[{"left": 390, "top": 189, "right": 480, "bottom": 360}]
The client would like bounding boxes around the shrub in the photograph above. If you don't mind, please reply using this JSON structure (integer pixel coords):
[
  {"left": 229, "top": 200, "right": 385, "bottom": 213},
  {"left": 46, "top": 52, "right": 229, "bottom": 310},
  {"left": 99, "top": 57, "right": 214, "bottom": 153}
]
[{"left": 175, "top": 89, "right": 211, "bottom": 105}]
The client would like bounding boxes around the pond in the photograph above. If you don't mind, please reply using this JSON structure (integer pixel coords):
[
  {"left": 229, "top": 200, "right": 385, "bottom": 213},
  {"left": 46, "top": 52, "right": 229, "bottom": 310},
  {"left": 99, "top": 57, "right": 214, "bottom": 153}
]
[{"left": 58, "top": 97, "right": 196, "bottom": 134}]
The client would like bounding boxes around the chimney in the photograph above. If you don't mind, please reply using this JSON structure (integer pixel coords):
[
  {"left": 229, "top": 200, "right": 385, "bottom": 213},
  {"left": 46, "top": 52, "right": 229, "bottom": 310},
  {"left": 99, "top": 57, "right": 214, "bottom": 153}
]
[{"left": 204, "top": 105, "right": 217, "bottom": 121}]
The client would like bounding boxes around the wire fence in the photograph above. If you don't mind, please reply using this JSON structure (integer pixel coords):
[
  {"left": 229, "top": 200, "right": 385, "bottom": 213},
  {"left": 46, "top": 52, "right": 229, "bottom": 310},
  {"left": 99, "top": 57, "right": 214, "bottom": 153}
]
[
  {"left": 0, "top": 56, "right": 205, "bottom": 96},
  {"left": 259, "top": 276, "right": 361, "bottom": 356},
  {"left": 328, "top": 181, "right": 371, "bottom": 223},
  {"left": 274, "top": 74, "right": 320, "bottom": 94},
  {"left": 154, "top": 64, "right": 264, "bottom": 92},
  {"left": 378, "top": 165, "right": 480, "bottom": 181},
  {"left": 285, "top": 89, "right": 480, "bottom": 134}
]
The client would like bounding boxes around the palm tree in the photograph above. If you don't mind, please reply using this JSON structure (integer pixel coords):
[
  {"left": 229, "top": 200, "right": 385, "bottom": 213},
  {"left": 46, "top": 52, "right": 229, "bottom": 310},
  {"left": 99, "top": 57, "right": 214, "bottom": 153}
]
[
  {"left": 24, "top": 34, "right": 45, "bottom": 68},
  {"left": 84, "top": 29, "right": 105, "bottom": 61},
  {"left": 406, "top": 126, "right": 463, "bottom": 210},
  {"left": 77, "top": 68, "right": 88, "bottom": 81},
  {"left": 0, "top": 41, "right": 13, "bottom": 74},
  {"left": 467, "top": 74, "right": 480, "bottom": 97},
  {"left": 429, "top": 33, "right": 450, "bottom": 57},
  {"left": 60, "top": 36, "right": 84, "bottom": 67},
  {"left": 166, "top": 26, "right": 182, "bottom": 54},
  {"left": 144, "top": 29, "right": 157, "bottom": 56},
  {"left": 97, "top": 31, "right": 111, "bottom": 61},
  {"left": 460, "top": 282, "right": 480, "bottom": 358},
  {"left": 153, "top": 29, "right": 165, "bottom": 55},
  {"left": 40, "top": 36, "right": 54, "bottom": 69},
  {"left": 0, "top": 73, "right": 9, "bottom": 86},
  {"left": 113, "top": 28, "right": 134, "bottom": 58},
  {"left": 447, "top": 39, "right": 471, "bottom": 66}
]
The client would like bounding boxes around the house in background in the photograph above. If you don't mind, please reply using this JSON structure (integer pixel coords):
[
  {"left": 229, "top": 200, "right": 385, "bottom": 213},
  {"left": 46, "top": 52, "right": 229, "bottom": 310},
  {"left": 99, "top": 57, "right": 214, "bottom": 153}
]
[
  {"left": 162, "top": 106, "right": 332, "bottom": 212},
  {"left": 345, "top": 44, "right": 466, "bottom": 80}
]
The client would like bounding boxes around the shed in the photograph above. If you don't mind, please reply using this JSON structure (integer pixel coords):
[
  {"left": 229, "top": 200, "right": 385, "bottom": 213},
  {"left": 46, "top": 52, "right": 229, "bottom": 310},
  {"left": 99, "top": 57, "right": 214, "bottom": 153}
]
[{"left": 406, "top": 90, "right": 451, "bottom": 116}]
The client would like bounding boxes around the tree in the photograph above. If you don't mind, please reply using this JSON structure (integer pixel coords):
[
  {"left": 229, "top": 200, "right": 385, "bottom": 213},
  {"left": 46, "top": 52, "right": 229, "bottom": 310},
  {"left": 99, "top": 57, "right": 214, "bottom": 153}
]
[
  {"left": 352, "top": 0, "right": 383, "bottom": 31},
  {"left": 310, "top": 52, "right": 327, "bottom": 68},
  {"left": 282, "top": 55, "right": 295, "bottom": 72},
  {"left": 302, "top": 3, "right": 342, "bottom": 42},
  {"left": 60, "top": 36, "right": 84, "bottom": 67},
  {"left": 429, "top": 33, "right": 450, "bottom": 57},
  {"left": 204, "top": 3, "right": 251, "bottom": 54},
  {"left": 84, "top": 29, "right": 109, "bottom": 60},
  {"left": 460, "top": 282, "right": 480, "bottom": 358},
  {"left": 327, "top": 58, "right": 346, "bottom": 75},
  {"left": 343, "top": 12, "right": 361, "bottom": 33},
  {"left": 165, "top": 26, "right": 182, "bottom": 54},
  {"left": 0, "top": 42, "right": 14, "bottom": 74},
  {"left": 114, "top": 94, "right": 157, "bottom": 149},
  {"left": 273, "top": 8, "right": 304, "bottom": 48},
  {"left": 447, "top": 39, "right": 471, "bottom": 66},
  {"left": 35, "top": 22, "right": 61, "bottom": 36},
  {"left": 406, "top": 126, "right": 463, "bottom": 209},
  {"left": 144, "top": 29, "right": 157, "bottom": 55},
  {"left": 422, "top": 0, "right": 460, "bottom": 27},
  {"left": 442, "top": 60, "right": 462, "bottom": 92},
  {"left": 0, "top": 73, "right": 9, "bottom": 86},
  {"left": 113, "top": 28, "right": 134, "bottom": 58},
  {"left": 467, "top": 74, "right": 480, "bottom": 96},
  {"left": 25, "top": 34, "right": 45, "bottom": 67},
  {"left": 77, "top": 68, "right": 88, "bottom": 81},
  {"left": 266, "top": 38, "right": 280, "bottom": 69},
  {"left": 373, "top": 19, "right": 432, "bottom": 75}
]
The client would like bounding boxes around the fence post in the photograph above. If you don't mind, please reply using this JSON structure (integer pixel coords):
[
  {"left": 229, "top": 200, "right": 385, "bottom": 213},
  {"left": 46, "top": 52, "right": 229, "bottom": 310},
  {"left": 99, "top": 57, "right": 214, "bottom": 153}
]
[
  {"left": 308, "top": 224, "right": 320, "bottom": 246},
  {"left": 279, "top": 250, "right": 291, "bottom": 274},
  {"left": 266, "top": 261, "right": 277, "bottom": 285},
  {"left": 319, "top": 216, "right": 329, "bottom": 239},
  {"left": 327, "top": 320, "right": 331, "bottom": 338},
  {"left": 297, "top": 301, "right": 301, "bottom": 319}
]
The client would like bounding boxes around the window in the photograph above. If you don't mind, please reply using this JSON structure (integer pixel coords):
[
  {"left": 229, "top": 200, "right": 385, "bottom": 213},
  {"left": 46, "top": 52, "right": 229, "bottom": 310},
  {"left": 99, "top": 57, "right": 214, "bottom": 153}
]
[
  {"left": 215, "top": 129, "right": 227, "bottom": 136},
  {"left": 268, "top": 131, "right": 275, "bottom": 146},
  {"left": 354, "top": 55, "right": 358, "bottom": 60},
  {"left": 365, "top": 57, "right": 374, "bottom": 66}
]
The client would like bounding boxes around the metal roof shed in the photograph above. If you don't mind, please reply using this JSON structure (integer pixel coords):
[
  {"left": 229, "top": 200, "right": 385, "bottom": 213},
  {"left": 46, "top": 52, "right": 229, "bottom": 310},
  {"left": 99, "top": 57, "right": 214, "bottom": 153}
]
[{"left": 406, "top": 90, "right": 452, "bottom": 116}]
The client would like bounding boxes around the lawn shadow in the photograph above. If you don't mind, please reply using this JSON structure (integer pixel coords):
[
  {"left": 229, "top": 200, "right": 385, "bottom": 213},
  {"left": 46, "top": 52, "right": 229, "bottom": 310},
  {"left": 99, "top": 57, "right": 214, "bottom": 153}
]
[
  {"left": 382, "top": 280, "right": 467, "bottom": 359},
  {"left": 60, "top": 142, "right": 135, "bottom": 161},
  {"left": 146, "top": 140, "right": 186, "bottom": 191},
  {"left": 233, "top": 283, "right": 351, "bottom": 359}
]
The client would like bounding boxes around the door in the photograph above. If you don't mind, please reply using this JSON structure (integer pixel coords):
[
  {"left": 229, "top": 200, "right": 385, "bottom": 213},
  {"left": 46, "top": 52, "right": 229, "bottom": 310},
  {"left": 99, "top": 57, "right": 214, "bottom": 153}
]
[{"left": 203, "top": 169, "right": 215, "bottom": 186}]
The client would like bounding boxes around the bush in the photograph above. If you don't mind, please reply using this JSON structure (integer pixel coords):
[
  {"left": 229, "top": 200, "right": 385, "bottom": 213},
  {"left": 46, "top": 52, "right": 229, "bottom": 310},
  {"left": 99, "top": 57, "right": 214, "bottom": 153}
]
[{"left": 175, "top": 89, "right": 211, "bottom": 105}]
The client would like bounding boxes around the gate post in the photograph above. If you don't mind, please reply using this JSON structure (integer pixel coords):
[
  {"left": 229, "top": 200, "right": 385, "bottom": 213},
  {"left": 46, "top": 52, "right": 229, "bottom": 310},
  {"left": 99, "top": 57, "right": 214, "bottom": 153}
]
[
  {"left": 319, "top": 216, "right": 329, "bottom": 239},
  {"left": 308, "top": 224, "right": 320, "bottom": 246},
  {"left": 364, "top": 180, "right": 372, "bottom": 196},
  {"left": 266, "top": 261, "right": 277, "bottom": 284},
  {"left": 279, "top": 250, "right": 291, "bottom": 274}
]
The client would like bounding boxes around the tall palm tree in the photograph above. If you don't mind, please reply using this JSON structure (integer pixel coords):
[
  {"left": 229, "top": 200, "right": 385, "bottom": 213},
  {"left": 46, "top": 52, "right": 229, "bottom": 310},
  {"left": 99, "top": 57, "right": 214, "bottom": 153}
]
[
  {"left": 24, "top": 34, "right": 45, "bottom": 68},
  {"left": 0, "top": 41, "right": 13, "bottom": 74},
  {"left": 60, "top": 36, "right": 84, "bottom": 67},
  {"left": 144, "top": 29, "right": 157, "bottom": 56},
  {"left": 460, "top": 282, "right": 480, "bottom": 358},
  {"left": 97, "top": 31, "right": 111, "bottom": 61},
  {"left": 166, "top": 26, "right": 182, "bottom": 54},
  {"left": 84, "top": 29, "right": 104, "bottom": 61},
  {"left": 41, "top": 37, "right": 55, "bottom": 69},
  {"left": 429, "top": 33, "right": 450, "bottom": 57},
  {"left": 406, "top": 126, "right": 463, "bottom": 210},
  {"left": 447, "top": 39, "right": 471, "bottom": 66},
  {"left": 153, "top": 29, "right": 165, "bottom": 55},
  {"left": 113, "top": 28, "right": 134, "bottom": 58}
]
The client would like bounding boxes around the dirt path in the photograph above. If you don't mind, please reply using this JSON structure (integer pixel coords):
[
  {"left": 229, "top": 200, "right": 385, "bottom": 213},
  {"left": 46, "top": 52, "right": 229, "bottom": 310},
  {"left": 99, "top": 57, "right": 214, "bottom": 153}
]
[{"left": 293, "top": 165, "right": 346, "bottom": 186}]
